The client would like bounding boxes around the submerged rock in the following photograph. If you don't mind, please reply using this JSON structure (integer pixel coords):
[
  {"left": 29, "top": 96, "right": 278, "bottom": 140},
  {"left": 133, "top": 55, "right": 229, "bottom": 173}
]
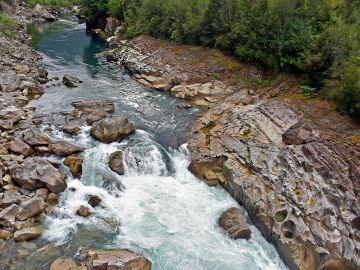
[
  {"left": 63, "top": 74, "right": 80, "bottom": 87},
  {"left": 86, "top": 249, "right": 152, "bottom": 270},
  {"left": 218, "top": 207, "right": 251, "bottom": 240},
  {"left": 71, "top": 100, "right": 115, "bottom": 113},
  {"left": 90, "top": 117, "right": 135, "bottom": 143},
  {"left": 13, "top": 227, "right": 43, "bottom": 241},
  {"left": 10, "top": 157, "right": 66, "bottom": 193},
  {"left": 108, "top": 151, "right": 124, "bottom": 175}
]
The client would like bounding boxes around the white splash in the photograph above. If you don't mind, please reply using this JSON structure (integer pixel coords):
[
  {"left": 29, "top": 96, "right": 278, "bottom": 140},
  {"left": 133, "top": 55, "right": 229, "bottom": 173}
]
[{"left": 43, "top": 129, "right": 288, "bottom": 270}]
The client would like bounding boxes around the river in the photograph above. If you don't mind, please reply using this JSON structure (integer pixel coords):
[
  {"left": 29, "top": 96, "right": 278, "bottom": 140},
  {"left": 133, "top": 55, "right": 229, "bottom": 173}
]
[{"left": 9, "top": 15, "right": 288, "bottom": 270}]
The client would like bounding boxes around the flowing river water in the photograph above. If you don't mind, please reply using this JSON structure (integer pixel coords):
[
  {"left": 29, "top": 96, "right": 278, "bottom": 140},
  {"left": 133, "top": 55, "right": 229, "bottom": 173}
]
[{"left": 12, "top": 16, "right": 289, "bottom": 269}]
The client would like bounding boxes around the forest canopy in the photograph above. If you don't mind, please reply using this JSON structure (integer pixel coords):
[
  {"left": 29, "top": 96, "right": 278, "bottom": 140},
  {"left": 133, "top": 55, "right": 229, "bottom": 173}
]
[{"left": 82, "top": 0, "right": 360, "bottom": 119}]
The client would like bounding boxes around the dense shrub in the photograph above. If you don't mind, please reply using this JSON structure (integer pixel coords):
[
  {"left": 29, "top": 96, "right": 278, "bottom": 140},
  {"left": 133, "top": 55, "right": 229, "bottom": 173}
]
[
  {"left": 327, "top": 63, "right": 360, "bottom": 119},
  {"left": 0, "top": 12, "right": 16, "bottom": 37}
]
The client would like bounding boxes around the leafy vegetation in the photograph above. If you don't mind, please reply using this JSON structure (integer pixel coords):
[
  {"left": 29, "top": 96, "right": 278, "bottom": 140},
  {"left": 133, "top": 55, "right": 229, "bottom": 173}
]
[
  {"left": 0, "top": 12, "right": 17, "bottom": 37},
  {"left": 82, "top": 0, "right": 360, "bottom": 119},
  {"left": 25, "top": 0, "right": 80, "bottom": 8}
]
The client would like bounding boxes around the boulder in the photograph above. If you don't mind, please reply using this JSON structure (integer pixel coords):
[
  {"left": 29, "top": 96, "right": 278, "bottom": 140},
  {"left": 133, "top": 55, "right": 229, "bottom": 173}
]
[
  {"left": 20, "top": 128, "right": 51, "bottom": 146},
  {"left": 86, "top": 110, "right": 109, "bottom": 125},
  {"left": 50, "top": 141, "right": 81, "bottom": 157},
  {"left": 18, "top": 80, "right": 45, "bottom": 94},
  {"left": 0, "top": 107, "right": 22, "bottom": 130},
  {"left": 218, "top": 207, "right": 251, "bottom": 240},
  {"left": 63, "top": 124, "right": 80, "bottom": 135},
  {"left": 86, "top": 249, "right": 152, "bottom": 270},
  {"left": 0, "top": 229, "right": 11, "bottom": 240},
  {"left": 62, "top": 74, "right": 80, "bottom": 87},
  {"left": 63, "top": 155, "right": 82, "bottom": 178},
  {"left": 0, "top": 191, "right": 22, "bottom": 207},
  {"left": 14, "top": 64, "right": 30, "bottom": 73},
  {"left": 282, "top": 120, "right": 312, "bottom": 145},
  {"left": 88, "top": 195, "right": 101, "bottom": 207},
  {"left": 90, "top": 117, "right": 135, "bottom": 143},
  {"left": 5, "top": 138, "right": 33, "bottom": 156},
  {"left": 108, "top": 151, "right": 124, "bottom": 175},
  {"left": 16, "top": 197, "right": 45, "bottom": 221},
  {"left": 0, "top": 204, "right": 19, "bottom": 223},
  {"left": 13, "top": 227, "right": 43, "bottom": 241},
  {"left": 10, "top": 157, "right": 66, "bottom": 193},
  {"left": 71, "top": 100, "right": 115, "bottom": 113},
  {"left": 47, "top": 193, "right": 58, "bottom": 205},
  {"left": 50, "top": 258, "right": 86, "bottom": 270},
  {"left": 76, "top": 205, "right": 91, "bottom": 217},
  {"left": 0, "top": 71, "right": 20, "bottom": 92},
  {"left": 32, "top": 4, "right": 56, "bottom": 21}
]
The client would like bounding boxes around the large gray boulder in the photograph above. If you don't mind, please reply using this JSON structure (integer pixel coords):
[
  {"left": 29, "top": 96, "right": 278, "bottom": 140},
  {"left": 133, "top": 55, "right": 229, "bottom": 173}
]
[
  {"left": 0, "top": 71, "right": 20, "bottom": 92},
  {"left": 20, "top": 128, "right": 51, "bottom": 146},
  {"left": 86, "top": 249, "right": 152, "bottom": 270},
  {"left": 50, "top": 141, "right": 81, "bottom": 157},
  {"left": 218, "top": 207, "right": 251, "bottom": 240},
  {"left": 62, "top": 74, "right": 80, "bottom": 87},
  {"left": 32, "top": 4, "right": 56, "bottom": 21},
  {"left": 108, "top": 151, "right": 124, "bottom": 175},
  {"left": 16, "top": 197, "right": 45, "bottom": 221},
  {"left": 13, "top": 226, "right": 43, "bottom": 241},
  {"left": 5, "top": 138, "right": 33, "bottom": 156},
  {"left": 90, "top": 117, "right": 135, "bottom": 143},
  {"left": 10, "top": 157, "right": 66, "bottom": 193}
]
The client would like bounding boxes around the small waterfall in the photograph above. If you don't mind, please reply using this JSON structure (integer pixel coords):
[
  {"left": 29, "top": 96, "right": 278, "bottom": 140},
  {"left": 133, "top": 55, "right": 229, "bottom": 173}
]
[{"left": 42, "top": 127, "right": 287, "bottom": 270}]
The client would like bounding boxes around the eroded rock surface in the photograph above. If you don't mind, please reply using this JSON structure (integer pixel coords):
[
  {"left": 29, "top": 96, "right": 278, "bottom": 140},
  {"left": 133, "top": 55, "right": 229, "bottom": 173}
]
[{"left": 189, "top": 100, "right": 360, "bottom": 270}]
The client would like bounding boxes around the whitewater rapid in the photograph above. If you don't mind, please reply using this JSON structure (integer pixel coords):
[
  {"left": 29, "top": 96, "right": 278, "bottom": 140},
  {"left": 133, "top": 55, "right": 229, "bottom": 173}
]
[{"left": 42, "top": 126, "right": 288, "bottom": 270}]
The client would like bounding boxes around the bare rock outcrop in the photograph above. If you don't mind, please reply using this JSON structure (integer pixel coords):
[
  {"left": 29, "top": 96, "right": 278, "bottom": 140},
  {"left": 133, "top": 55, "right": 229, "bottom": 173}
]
[{"left": 188, "top": 100, "right": 360, "bottom": 270}]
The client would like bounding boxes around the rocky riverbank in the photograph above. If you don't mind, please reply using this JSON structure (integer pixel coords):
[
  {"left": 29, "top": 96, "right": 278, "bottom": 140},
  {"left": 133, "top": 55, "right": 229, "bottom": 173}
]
[
  {"left": 104, "top": 32, "right": 360, "bottom": 270},
  {"left": 0, "top": 4, "right": 155, "bottom": 270}
]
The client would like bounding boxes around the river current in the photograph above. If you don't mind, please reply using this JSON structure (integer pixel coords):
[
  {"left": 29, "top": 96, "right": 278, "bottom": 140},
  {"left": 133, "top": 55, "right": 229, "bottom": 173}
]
[{"left": 21, "top": 16, "right": 288, "bottom": 270}]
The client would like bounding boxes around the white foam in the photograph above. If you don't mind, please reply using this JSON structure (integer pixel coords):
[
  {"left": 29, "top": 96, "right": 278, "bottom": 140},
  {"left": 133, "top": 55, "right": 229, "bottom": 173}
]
[{"left": 43, "top": 130, "right": 288, "bottom": 270}]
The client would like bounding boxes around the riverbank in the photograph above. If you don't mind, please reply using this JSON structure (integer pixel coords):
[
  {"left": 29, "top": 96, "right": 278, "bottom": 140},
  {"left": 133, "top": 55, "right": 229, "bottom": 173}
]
[{"left": 104, "top": 33, "right": 360, "bottom": 270}]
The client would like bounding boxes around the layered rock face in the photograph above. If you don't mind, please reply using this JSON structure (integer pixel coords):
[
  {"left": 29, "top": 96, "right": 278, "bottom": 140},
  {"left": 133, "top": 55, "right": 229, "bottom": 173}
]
[{"left": 188, "top": 100, "right": 360, "bottom": 269}]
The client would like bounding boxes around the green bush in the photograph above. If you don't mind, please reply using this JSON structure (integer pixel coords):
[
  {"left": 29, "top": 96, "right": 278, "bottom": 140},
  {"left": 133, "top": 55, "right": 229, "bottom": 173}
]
[
  {"left": 327, "top": 63, "right": 360, "bottom": 119},
  {"left": 0, "top": 12, "right": 16, "bottom": 37},
  {"left": 26, "top": 0, "right": 81, "bottom": 7}
]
